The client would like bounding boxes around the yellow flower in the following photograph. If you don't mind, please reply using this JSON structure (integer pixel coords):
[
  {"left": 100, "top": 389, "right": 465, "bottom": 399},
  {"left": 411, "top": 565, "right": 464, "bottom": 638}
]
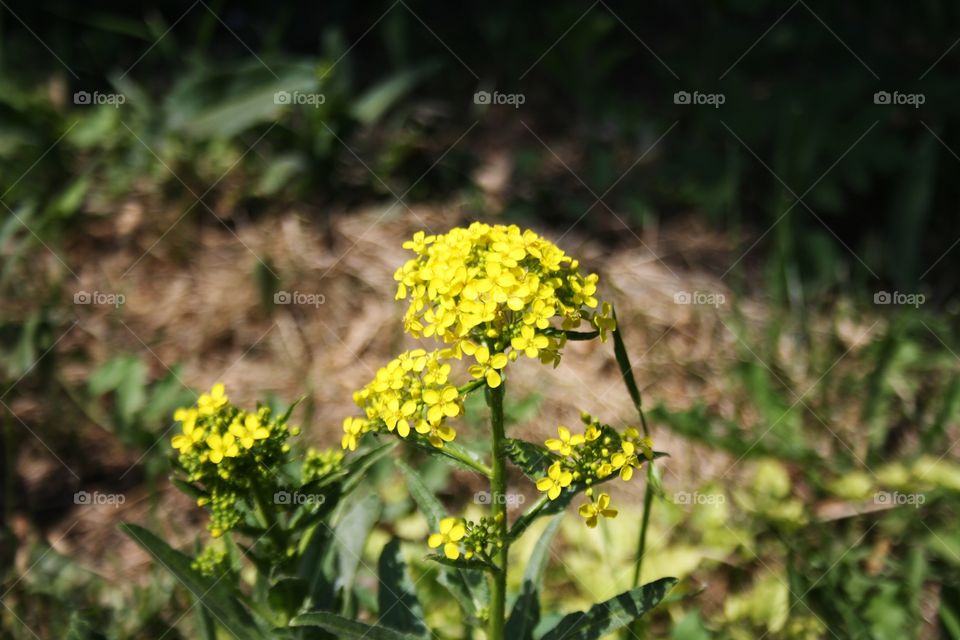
[
  {"left": 383, "top": 397, "right": 418, "bottom": 437},
  {"left": 579, "top": 493, "right": 618, "bottom": 528},
  {"left": 171, "top": 408, "right": 203, "bottom": 452},
  {"left": 197, "top": 383, "right": 228, "bottom": 416},
  {"left": 611, "top": 441, "right": 641, "bottom": 481},
  {"left": 428, "top": 517, "right": 466, "bottom": 560},
  {"left": 341, "top": 416, "right": 366, "bottom": 451},
  {"left": 465, "top": 343, "right": 508, "bottom": 388},
  {"left": 423, "top": 386, "right": 460, "bottom": 424},
  {"left": 511, "top": 325, "right": 549, "bottom": 359},
  {"left": 545, "top": 425, "right": 584, "bottom": 456},
  {"left": 536, "top": 461, "right": 574, "bottom": 500},
  {"left": 415, "top": 419, "right": 457, "bottom": 448},
  {"left": 584, "top": 425, "right": 602, "bottom": 441},
  {"left": 206, "top": 432, "right": 239, "bottom": 464},
  {"left": 228, "top": 413, "right": 270, "bottom": 449}
]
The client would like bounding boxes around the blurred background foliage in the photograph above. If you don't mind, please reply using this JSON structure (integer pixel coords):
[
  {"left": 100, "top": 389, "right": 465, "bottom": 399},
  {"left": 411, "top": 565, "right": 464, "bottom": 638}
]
[{"left": 3, "top": 1, "right": 960, "bottom": 638}]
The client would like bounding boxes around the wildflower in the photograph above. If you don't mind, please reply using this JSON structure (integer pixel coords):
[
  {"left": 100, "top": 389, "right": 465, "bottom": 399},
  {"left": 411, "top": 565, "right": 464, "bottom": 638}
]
[
  {"left": 229, "top": 413, "right": 270, "bottom": 449},
  {"left": 511, "top": 325, "right": 549, "bottom": 359},
  {"left": 423, "top": 386, "right": 460, "bottom": 423},
  {"left": 579, "top": 493, "right": 618, "bottom": 528},
  {"left": 206, "top": 432, "right": 239, "bottom": 464},
  {"left": 394, "top": 223, "right": 613, "bottom": 364},
  {"left": 611, "top": 441, "right": 643, "bottom": 481},
  {"left": 545, "top": 426, "right": 585, "bottom": 456},
  {"left": 536, "top": 461, "right": 574, "bottom": 500},
  {"left": 341, "top": 416, "right": 366, "bottom": 451},
  {"left": 416, "top": 419, "right": 457, "bottom": 448},
  {"left": 383, "top": 397, "right": 418, "bottom": 437},
  {"left": 171, "top": 408, "right": 204, "bottom": 453},
  {"left": 428, "top": 517, "right": 466, "bottom": 560},
  {"left": 197, "top": 383, "right": 228, "bottom": 416},
  {"left": 464, "top": 343, "right": 508, "bottom": 388}
]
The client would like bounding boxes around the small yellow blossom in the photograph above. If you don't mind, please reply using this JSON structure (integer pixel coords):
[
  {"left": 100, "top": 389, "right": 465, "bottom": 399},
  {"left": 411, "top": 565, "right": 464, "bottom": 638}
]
[
  {"left": 511, "top": 325, "right": 549, "bottom": 359},
  {"left": 171, "top": 408, "right": 203, "bottom": 452},
  {"left": 341, "top": 416, "right": 366, "bottom": 451},
  {"left": 544, "top": 426, "right": 585, "bottom": 456},
  {"left": 464, "top": 343, "right": 509, "bottom": 388},
  {"left": 536, "top": 461, "right": 574, "bottom": 500},
  {"left": 611, "top": 441, "right": 642, "bottom": 481},
  {"left": 197, "top": 383, "right": 228, "bottom": 417},
  {"left": 579, "top": 493, "right": 618, "bottom": 528},
  {"left": 428, "top": 517, "right": 466, "bottom": 560},
  {"left": 423, "top": 386, "right": 460, "bottom": 423},
  {"left": 206, "top": 432, "right": 239, "bottom": 464}
]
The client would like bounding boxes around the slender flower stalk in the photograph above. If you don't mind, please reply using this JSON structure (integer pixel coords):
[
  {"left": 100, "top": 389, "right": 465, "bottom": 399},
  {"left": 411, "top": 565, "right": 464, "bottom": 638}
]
[{"left": 487, "top": 379, "right": 509, "bottom": 640}]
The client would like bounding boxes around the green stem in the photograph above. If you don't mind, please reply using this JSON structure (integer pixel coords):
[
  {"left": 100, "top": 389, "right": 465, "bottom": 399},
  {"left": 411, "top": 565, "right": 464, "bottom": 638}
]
[
  {"left": 611, "top": 310, "right": 655, "bottom": 639},
  {"left": 486, "top": 381, "right": 508, "bottom": 640}
]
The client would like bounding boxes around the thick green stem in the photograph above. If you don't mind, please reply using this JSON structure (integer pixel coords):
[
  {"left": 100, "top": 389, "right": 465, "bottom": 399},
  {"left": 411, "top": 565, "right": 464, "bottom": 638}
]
[{"left": 486, "top": 381, "right": 508, "bottom": 640}]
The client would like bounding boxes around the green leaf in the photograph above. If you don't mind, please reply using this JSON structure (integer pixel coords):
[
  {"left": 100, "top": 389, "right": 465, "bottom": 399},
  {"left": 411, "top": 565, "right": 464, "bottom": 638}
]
[
  {"left": 539, "top": 577, "right": 677, "bottom": 640},
  {"left": 334, "top": 494, "right": 381, "bottom": 614},
  {"left": 119, "top": 524, "right": 263, "bottom": 640},
  {"left": 290, "top": 612, "right": 425, "bottom": 639},
  {"left": 426, "top": 554, "right": 494, "bottom": 572},
  {"left": 351, "top": 63, "right": 439, "bottom": 126},
  {"left": 396, "top": 459, "right": 445, "bottom": 529},
  {"left": 506, "top": 514, "right": 562, "bottom": 640},
  {"left": 505, "top": 438, "right": 558, "bottom": 480},
  {"left": 377, "top": 538, "right": 427, "bottom": 635}
]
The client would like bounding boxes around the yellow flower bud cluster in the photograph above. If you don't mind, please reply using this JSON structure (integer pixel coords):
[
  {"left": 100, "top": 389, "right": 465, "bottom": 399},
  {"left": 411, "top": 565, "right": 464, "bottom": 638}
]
[
  {"left": 536, "top": 411, "right": 654, "bottom": 527},
  {"left": 302, "top": 447, "right": 345, "bottom": 483}
]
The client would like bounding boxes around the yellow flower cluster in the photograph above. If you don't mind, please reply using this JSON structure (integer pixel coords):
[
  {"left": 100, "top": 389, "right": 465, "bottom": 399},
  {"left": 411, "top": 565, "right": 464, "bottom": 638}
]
[
  {"left": 171, "top": 384, "right": 277, "bottom": 469},
  {"left": 170, "top": 384, "right": 298, "bottom": 537},
  {"left": 346, "top": 349, "right": 462, "bottom": 449},
  {"left": 535, "top": 414, "right": 654, "bottom": 527},
  {"left": 394, "top": 223, "right": 614, "bottom": 369}
]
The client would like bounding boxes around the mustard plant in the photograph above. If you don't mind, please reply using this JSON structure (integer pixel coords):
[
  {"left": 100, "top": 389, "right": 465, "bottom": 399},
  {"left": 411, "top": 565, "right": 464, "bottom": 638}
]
[{"left": 122, "top": 223, "right": 676, "bottom": 640}]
